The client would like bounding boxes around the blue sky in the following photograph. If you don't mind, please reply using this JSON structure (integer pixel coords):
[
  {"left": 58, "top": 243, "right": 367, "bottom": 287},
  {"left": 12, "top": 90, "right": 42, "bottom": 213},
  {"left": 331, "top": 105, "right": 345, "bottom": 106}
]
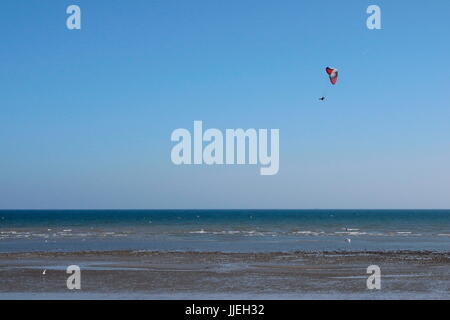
[{"left": 1, "top": 0, "right": 449, "bottom": 209}]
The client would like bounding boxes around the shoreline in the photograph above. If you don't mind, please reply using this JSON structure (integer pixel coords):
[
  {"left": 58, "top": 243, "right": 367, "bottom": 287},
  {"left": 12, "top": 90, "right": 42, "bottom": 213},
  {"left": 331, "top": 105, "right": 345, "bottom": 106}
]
[
  {"left": 1, "top": 248, "right": 450, "bottom": 254},
  {"left": 1, "top": 249, "right": 450, "bottom": 257}
]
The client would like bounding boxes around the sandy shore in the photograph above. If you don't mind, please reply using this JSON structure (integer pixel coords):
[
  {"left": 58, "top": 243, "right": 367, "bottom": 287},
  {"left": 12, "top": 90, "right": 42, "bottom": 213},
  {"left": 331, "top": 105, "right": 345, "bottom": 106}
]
[{"left": 1, "top": 250, "right": 449, "bottom": 299}]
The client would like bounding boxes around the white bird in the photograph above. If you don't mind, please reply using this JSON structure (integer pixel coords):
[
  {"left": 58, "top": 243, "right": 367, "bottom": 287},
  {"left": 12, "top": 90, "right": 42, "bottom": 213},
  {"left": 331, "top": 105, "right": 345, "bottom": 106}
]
[{"left": 42, "top": 269, "right": 46, "bottom": 275}]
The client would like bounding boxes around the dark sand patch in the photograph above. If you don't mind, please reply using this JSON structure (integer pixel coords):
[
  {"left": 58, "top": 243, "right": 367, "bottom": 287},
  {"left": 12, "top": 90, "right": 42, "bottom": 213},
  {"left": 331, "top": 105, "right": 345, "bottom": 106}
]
[{"left": 1, "top": 251, "right": 449, "bottom": 299}]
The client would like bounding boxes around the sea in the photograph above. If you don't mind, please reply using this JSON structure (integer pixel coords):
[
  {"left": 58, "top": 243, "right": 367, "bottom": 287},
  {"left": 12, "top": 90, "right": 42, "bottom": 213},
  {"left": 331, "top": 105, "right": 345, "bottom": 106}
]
[{"left": 0, "top": 210, "right": 449, "bottom": 253}]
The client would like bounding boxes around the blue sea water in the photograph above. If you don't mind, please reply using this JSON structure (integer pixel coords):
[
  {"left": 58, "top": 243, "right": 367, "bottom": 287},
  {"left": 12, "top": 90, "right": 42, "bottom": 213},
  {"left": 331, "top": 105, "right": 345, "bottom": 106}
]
[{"left": 0, "top": 210, "right": 449, "bottom": 253}]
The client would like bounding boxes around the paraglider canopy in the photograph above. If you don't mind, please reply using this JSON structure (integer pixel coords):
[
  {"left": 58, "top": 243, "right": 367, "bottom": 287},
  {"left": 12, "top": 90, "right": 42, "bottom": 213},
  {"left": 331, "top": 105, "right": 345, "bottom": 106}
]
[{"left": 326, "top": 67, "right": 338, "bottom": 85}]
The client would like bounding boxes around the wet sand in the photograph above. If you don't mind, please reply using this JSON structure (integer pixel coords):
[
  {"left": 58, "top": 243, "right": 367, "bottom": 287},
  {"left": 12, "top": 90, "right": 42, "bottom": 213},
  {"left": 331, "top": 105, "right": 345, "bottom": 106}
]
[{"left": 1, "top": 250, "right": 449, "bottom": 299}]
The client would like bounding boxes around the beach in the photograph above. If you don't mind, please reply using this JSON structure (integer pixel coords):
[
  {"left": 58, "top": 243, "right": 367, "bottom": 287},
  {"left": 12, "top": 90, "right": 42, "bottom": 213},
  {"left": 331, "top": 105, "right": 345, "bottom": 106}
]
[
  {"left": 1, "top": 210, "right": 449, "bottom": 299},
  {"left": 1, "top": 250, "right": 449, "bottom": 299}
]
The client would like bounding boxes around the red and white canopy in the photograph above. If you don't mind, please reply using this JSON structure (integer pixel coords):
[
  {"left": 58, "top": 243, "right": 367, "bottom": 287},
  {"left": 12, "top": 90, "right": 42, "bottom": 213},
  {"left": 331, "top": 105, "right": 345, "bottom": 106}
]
[{"left": 326, "top": 67, "right": 338, "bottom": 85}]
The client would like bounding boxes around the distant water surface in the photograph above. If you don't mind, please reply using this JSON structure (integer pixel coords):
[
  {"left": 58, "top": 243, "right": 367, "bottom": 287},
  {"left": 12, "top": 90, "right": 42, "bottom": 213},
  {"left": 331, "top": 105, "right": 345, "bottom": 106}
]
[{"left": 0, "top": 210, "right": 449, "bottom": 253}]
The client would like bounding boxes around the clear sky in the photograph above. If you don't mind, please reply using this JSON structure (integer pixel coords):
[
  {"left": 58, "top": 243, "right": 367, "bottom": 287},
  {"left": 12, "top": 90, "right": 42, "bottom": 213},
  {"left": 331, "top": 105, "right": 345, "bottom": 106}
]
[{"left": 1, "top": 0, "right": 449, "bottom": 209}]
